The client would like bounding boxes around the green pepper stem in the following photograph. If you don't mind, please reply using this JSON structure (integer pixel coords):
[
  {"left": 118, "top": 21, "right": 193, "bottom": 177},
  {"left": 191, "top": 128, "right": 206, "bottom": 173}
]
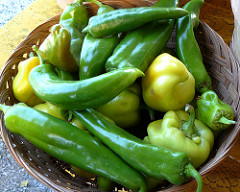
[
  {"left": 184, "top": 163, "right": 202, "bottom": 192},
  {"left": 217, "top": 116, "right": 236, "bottom": 125},
  {"left": 0, "top": 104, "right": 10, "bottom": 114},
  {"left": 32, "top": 45, "right": 45, "bottom": 65},
  {"left": 180, "top": 104, "right": 196, "bottom": 138},
  {"left": 84, "top": 0, "right": 103, "bottom": 7}
]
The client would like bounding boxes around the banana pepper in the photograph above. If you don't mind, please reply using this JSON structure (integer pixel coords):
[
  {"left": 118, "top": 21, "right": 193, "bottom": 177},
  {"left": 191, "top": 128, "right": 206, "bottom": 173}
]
[
  {"left": 37, "top": 24, "right": 78, "bottom": 72},
  {"left": 96, "top": 83, "right": 141, "bottom": 128},
  {"left": 142, "top": 53, "right": 195, "bottom": 112},
  {"left": 146, "top": 104, "right": 214, "bottom": 168},
  {"left": 13, "top": 53, "right": 43, "bottom": 106}
]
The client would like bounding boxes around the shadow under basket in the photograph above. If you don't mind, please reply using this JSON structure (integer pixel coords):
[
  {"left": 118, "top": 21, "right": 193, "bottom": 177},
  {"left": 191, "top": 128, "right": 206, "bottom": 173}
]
[{"left": 0, "top": 0, "right": 240, "bottom": 191}]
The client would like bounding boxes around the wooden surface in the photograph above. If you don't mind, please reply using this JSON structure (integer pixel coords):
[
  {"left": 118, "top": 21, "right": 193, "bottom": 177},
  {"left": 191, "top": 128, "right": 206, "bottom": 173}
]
[{"left": 0, "top": 0, "right": 239, "bottom": 191}]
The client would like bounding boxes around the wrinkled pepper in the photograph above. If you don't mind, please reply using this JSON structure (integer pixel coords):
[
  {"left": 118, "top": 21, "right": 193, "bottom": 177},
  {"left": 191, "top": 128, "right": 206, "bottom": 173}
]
[
  {"left": 0, "top": 103, "right": 147, "bottom": 192},
  {"left": 79, "top": 0, "right": 121, "bottom": 80},
  {"left": 73, "top": 109, "right": 203, "bottom": 192},
  {"left": 30, "top": 46, "right": 144, "bottom": 110},
  {"left": 96, "top": 83, "right": 141, "bottom": 128},
  {"left": 59, "top": 0, "right": 88, "bottom": 65},
  {"left": 176, "top": 0, "right": 212, "bottom": 93},
  {"left": 105, "top": 0, "right": 180, "bottom": 73},
  {"left": 12, "top": 53, "right": 43, "bottom": 106},
  {"left": 196, "top": 90, "right": 235, "bottom": 130},
  {"left": 142, "top": 53, "right": 195, "bottom": 112},
  {"left": 82, "top": 7, "right": 189, "bottom": 38},
  {"left": 146, "top": 104, "right": 214, "bottom": 168},
  {"left": 37, "top": 24, "right": 78, "bottom": 72}
]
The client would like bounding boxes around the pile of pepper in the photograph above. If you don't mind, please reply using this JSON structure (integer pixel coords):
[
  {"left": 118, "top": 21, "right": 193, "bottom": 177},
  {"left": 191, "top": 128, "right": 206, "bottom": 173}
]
[{"left": 0, "top": 0, "right": 236, "bottom": 191}]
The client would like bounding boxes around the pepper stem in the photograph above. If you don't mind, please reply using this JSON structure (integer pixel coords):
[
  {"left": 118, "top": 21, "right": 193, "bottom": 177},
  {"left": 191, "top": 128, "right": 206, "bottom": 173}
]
[
  {"left": 180, "top": 104, "right": 196, "bottom": 138},
  {"left": 217, "top": 116, "right": 236, "bottom": 125},
  {"left": 32, "top": 45, "right": 44, "bottom": 65},
  {"left": 0, "top": 104, "right": 10, "bottom": 114},
  {"left": 84, "top": 0, "right": 103, "bottom": 7},
  {"left": 184, "top": 163, "right": 203, "bottom": 192}
]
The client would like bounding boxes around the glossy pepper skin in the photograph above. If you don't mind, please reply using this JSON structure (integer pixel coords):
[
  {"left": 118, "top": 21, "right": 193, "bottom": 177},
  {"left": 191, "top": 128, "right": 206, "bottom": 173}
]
[
  {"left": 96, "top": 83, "right": 141, "bottom": 128},
  {"left": 0, "top": 103, "right": 147, "bottom": 192},
  {"left": 146, "top": 104, "right": 214, "bottom": 168},
  {"left": 59, "top": 0, "right": 88, "bottom": 65},
  {"left": 29, "top": 60, "right": 144, "bottom": 110},
  {"left": 37, "top": 24, "right": 78, "bottom": 72},
  {"left": 105, "top": 0, "right": 180, "bottom": 73},
  {"left": 82, "top": 7, "right": 189, "bottom": 38},
  {"left": 12, "top": 53, "right": 43, "bottom": 106},
  {"left": 142, "top": 53, "right": 195, "bottom": 112},
  {"left": 79, "top": 0, "right": 121, "bottom": 80},
  {"left": 33, "top": 102, "right": 67, "bottom": 121},
  {"left": 196, "top": 90, "right": 235, "bottom": 130},
  {"left": 176, "top": 0, "right": 212, "bottom": 93},
  {"left": 73, "top": 109, "right": 203, "bottom": 192}
]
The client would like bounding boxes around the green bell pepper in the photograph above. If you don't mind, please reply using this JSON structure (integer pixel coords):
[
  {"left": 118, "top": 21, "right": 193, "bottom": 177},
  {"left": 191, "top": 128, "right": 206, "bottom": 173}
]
[
  {"left": 37, "top": 24, "right": 78, "bottom": 72},
  {"left": 82, "top": 7, "right": 189, "bottom": 38},
  {"left": 73, "top": 109, "right": 203, "bottom": 192},
  {"left": 142, "top": 53, "right": 195, "bottom": 112},
  {"left": 0, "top": 103, "right": 147, "bottom": 192},
  {"left": 59, "top": 0, "right": 88, "bottom": 65},
  {"left": 196, "top": 90, "right": 235, "bottom": 130},
  {"left": 146, "top": 104, "right": 214, "bottom": 168},
  {"left": 96, "top": 83, "right": 141, "bottom": 128}
]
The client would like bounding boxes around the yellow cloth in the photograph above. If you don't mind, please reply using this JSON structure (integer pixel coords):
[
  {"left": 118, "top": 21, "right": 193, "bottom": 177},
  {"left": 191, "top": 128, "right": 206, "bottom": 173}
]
[{"left": 0, "top": 0, "right": 62, "bottom": 69}]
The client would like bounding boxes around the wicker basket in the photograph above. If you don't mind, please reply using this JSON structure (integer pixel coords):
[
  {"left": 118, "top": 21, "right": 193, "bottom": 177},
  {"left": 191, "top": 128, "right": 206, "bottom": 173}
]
[
  {"left": 230, "top": 0, "right": 240, "bottom": 65},
  {"left": 0, "top": 0, "right": 240, "bottom": 191}
]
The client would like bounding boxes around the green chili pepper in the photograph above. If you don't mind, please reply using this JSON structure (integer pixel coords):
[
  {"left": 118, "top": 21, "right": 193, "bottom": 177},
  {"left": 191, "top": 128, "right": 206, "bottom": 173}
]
[
  {"left": 79, "top": 0, "right": 121, "bottom": 80},
  {"left": 37, "top": 24, "right": 78, "bottom": 72},
  {"left": 146, "top": 104, "right": 214, "bottom": 168},
  {"left": 0, "top": 103, "right": 147, "bottom": 192},
  {"left": 105, "top": 0, "right": 180, "bottom": 73},
  {"left": 82, "top": 7, "right": 189, "bottom": 38},
  {"left": 73, "top": 109, "right": 203, "bottom": 192},
  {"left": 176, "top": 0, "right": 212, "bottom": 93},
  {"left": 196, "top": 90, "right": 235, "bottom": 130},
  {"left": 59, "top": 0, "right": 88, "bottom": 65},
  {"left": 30, "top": 46, "right": 144, "bottom": 110}
]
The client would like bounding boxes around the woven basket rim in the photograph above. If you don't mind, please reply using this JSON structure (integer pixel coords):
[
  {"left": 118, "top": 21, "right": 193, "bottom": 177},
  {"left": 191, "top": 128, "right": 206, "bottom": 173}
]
[{"left": 1, "top": 5, "right": 240, "bottom": 191}]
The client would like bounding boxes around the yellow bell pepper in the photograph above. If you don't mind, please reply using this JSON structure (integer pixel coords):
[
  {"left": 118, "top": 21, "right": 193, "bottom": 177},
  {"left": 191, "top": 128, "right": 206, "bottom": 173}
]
[
  {"left": 13, "top": 54, "right": 43, "bottom": 106},
  {"left": 142, "top": 53, "right": 195, "bottom": 112}
]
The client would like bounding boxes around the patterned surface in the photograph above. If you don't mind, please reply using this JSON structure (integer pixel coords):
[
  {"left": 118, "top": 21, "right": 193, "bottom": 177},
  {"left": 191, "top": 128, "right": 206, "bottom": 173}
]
[{"left": 0, "top": 0, "right": 36, "bottom": 27}]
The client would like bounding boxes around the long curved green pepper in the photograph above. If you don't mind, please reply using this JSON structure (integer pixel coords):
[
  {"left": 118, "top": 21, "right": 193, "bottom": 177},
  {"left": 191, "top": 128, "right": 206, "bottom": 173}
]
[
  {"left": 82, "top": 7, "right": 189, "bottom": 38},
  {"left": 59, "top": 0, "right": 88, "bottom": 65},
  {"left": 105, "top": 0, "right": 180, "bottom": 73},
  {"left": 73, "top": 109, "right": 203, "bottom": 192},
  {"left": 30, "top": 46, "right": 144, "bottom": 110},
  {"left": 79, "top": 0, "right": 121, "bottom": 80},
  {"left": 176, "top": 0, "right": 212, "bottom": 93},
  {"left": 0, "top": 103, "right": 147, "bottom": 192}
]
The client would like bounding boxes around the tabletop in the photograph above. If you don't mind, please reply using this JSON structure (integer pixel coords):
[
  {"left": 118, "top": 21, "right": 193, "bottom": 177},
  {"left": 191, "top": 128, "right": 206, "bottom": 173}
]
[{"left": 0, "top": 0, "right": 239, "bottom": 191}]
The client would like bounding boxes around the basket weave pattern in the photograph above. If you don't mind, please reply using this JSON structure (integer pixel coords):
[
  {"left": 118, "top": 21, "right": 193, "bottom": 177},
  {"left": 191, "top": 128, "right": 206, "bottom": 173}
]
[
  {"left": 230, "top": 0, "right": 240, "bottom": 65},
  {"left": 0, "top": 0, "right": 240, "bottom": 191}
]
